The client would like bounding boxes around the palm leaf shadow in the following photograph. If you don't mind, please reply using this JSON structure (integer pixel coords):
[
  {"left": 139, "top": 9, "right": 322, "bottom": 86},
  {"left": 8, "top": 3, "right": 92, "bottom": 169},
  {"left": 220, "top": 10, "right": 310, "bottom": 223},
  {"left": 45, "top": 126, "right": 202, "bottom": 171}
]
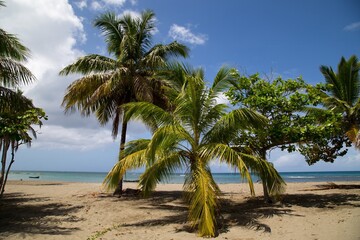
[{"left": 0, "top": 192, "right": 84, "bottom": 238}]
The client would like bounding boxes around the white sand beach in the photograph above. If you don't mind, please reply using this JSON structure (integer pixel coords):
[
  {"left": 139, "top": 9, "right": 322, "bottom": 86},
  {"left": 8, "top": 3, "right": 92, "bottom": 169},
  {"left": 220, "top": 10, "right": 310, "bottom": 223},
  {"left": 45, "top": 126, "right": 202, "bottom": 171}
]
[{"left": 0, "top": 181, "right": 359, "bottom": 240}]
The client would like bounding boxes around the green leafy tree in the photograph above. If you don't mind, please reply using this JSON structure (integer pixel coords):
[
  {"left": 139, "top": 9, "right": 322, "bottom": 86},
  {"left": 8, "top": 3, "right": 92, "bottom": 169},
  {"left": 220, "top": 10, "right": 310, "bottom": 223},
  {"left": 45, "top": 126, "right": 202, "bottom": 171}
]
[
  {"left": 319, "top": 55, "right": 360, "bottom": 146},
  {"left": 60, "top": 10, "right": 188, "bottom": 194},
  {"left": 226, "top": 73, "right": 347, "bottom": 202},
  {"left": 104, "top": 65, "right": 284, "bottom": 237},
  {"left": 0, "top": 91, "right": 46, "bottom": 197}
]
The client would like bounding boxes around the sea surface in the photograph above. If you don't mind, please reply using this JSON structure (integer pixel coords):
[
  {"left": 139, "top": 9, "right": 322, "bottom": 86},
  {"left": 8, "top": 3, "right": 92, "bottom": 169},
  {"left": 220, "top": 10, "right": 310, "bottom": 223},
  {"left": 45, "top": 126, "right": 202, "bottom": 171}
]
[{"left": 8, "top": 170, "right": 360, "bottom": 184}]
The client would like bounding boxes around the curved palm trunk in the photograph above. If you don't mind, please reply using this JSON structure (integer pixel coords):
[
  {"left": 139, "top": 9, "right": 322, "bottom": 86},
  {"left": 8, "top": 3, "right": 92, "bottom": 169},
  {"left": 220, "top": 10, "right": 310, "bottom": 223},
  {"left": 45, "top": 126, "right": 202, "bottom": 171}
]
[{"left": 113, "top": 118, "right": 128, "bottom": 196}]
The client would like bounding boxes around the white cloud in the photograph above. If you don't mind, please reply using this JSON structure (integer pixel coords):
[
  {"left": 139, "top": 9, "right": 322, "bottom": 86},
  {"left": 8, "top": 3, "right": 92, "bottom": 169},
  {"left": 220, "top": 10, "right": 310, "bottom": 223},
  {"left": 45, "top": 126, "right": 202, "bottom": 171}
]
[
  {"left": 32, "top": 125, "right": 114, "bottom": 150},
  {"left": 215, "top": 92, "right": 230, "bottom": 105},
  {"left": 121, "top": 9, "right": 141, "bottom": 19},
  {"left": 89, "top": 0, "right": 132, "bottom": 10},
  {"left": 0, "top": 0, "right": 103, "bottom": 149},
  {"left": 272, "top": 153, "right": 304, "bottom": 170},
  {"left": 103, "top": 0, "right": 126, "bottom": 5},
  {"left": 90, "top": 1, "right": 101, "bottom": 10},
  {"left": 75, "top": 0, "right": 87, "bottom": 10},
  {"left": 1, "top": 0, "right": 152, "bottom": 154},
  {"left": 169, "top": 24, "right": 207, "bottom": 45},
  {"left": 344, "top": 21, "right": 360, "bottom": 31}
]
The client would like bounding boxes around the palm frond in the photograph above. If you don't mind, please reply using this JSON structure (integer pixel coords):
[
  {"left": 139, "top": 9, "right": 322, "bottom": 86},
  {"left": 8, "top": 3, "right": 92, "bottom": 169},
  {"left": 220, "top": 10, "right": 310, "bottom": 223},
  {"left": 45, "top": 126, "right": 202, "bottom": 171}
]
[
  {"left": 147, "top": 124, "right": 192, "bottom": 162},
  {"left": 184, "top": 163, "right": 220, "bottom": 237},
  {"left": 94, "top": 12, "right": 123, "bottom": 57},
  {"left": 0, "top": 87, "right": 34, "bottom": 112},
  {"left": 123, "top": 102, "right": 174, "bottom": 130},
  {"left": 0, "top": 29, "right": 30, "bottom": 61},
  {"left": 145, "top": 42, "right": 189, "bottom": 67},
  {"left": 139, "top": 151, "right": 183, "bottom": 196},
  {"left": 203, "top": 108, "right": 267, "bottom": 143},
  {"left": 199, "top": 143, "right": 255, "bottom": 195},
  {"left": 155, "top": 62, "right": 192, "bottom": 92},
  {"left": 239, "top": 153, "right": 286, "bottom": 198},
  {"left": 133, "top": 75, "right": 153, "bottom": 102},
  {"left": 59, "top": 54, "right": 116, "bottom": 75},
  {"left": 123, "top": 139, "right": 151, "bottom": 156},
  {"left": 0, "top": 57, "right": 36, "bottom": 87},
  {"left": 337, "top": 55, "right": 360, "bottom": 105},
  {"left": 103, "top": 145, "right": 148, "bottom": 190},
  {"left": 210, "top": 66, "right": 237, "bottom": 96},
  {"left": 62, "top": 73, "right": 112, "bottom": 115},
  {"left": 137, "top": 10, "right": 156, "bottom": 53},
  {"left": 200, "top": 103, "right": 228, "bottom": 133},
  {"left": 320, "top": 55, "right": 360, "bottom": 107}
]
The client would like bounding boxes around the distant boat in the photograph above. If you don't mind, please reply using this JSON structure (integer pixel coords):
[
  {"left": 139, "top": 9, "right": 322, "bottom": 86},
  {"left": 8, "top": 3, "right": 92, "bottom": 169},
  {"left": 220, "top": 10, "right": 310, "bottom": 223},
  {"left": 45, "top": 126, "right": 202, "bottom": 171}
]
[
  {"left": 124, "top": 179, "right": 139, "bottom": 183},
  {"left": 29, "top": 176, "right": 40, "bottom": 179}
]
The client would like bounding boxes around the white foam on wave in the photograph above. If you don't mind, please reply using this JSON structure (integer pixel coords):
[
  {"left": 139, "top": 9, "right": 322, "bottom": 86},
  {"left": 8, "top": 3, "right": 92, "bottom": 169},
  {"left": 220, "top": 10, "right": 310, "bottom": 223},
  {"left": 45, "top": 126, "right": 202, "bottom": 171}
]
[{"left": 287, "top": 176, "right": 316, "bottom": 179}]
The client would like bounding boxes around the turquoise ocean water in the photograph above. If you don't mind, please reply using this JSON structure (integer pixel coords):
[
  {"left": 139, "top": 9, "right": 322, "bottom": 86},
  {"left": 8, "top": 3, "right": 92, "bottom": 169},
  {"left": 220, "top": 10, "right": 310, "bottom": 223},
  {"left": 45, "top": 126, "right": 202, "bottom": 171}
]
[{"left": 8, "top": 170, "right": 360, "bottom": 183}]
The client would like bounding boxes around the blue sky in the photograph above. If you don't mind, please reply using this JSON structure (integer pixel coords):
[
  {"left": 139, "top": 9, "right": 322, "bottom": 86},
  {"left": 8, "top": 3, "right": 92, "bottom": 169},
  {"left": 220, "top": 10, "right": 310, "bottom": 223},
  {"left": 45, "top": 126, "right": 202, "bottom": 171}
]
[{"left": 1, "top": 0, "right": 360, "bottom": 172}]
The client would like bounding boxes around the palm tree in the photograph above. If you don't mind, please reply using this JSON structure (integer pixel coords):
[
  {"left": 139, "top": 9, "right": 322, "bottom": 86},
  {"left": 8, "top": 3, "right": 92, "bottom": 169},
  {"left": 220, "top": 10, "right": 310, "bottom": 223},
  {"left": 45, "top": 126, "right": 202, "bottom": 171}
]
[
  {"left": 0, "top": 0, "right": 36, "bottom": 119},
  {"left": 320, "top": 55, "right": 360, "bottom": 146},
  {"left": 104, "top": 65, "right": 284, "bottom": 237},
  {"left": 60, "top": 10, "right": 188, "bottom": 194},
  {"left": 0, "top": 1, "right": 35, "bottom": 95}
]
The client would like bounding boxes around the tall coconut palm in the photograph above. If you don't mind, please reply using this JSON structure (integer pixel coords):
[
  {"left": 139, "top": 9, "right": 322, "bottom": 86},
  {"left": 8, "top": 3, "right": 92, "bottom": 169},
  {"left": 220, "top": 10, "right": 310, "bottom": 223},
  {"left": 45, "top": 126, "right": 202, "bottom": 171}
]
[
  {"left": 104, "top": 65, "right": 284, "bottom": 237},
  {"left": 320, "top": 55, "right": 360, "bottom": 146},
  {"left": 0, "top": 1, "right": 35, "bottom": 97},
  {"left": 60, "top": 10, "right": 188, "bottom": 194},
  {"left": 0, "top": 0, "right": 37, "bottom": 128}
]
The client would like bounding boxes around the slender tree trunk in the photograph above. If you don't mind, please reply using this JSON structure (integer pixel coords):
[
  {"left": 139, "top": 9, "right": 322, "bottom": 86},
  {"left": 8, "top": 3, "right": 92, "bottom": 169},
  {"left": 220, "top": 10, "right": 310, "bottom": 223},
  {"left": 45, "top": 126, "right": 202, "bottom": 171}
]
[
  {"left": 1, "top": 142, "right": 15, "bottom": 197},
  {"left": 259, "top": 150, "right": 272, "bottom": 203},
  {"left": 113, "top": 117, "right": 128, "bottom": 196},
  {"left": 0, "top": 139, "right": 10, "bottom": 193}
]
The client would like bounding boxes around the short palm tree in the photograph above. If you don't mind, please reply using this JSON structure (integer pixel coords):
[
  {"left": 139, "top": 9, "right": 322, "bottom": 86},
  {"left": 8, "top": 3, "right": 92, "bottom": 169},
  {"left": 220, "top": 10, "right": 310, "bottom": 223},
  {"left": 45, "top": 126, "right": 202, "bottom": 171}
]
[
  {"left": 320, "top": 55, "right": 360, "bottom": 146},
  {"left": 60, "top": 10, "right": 188, "bottom": 193},
  {"left": 104, "top": 65, "right": 284, "bottom": 237}
]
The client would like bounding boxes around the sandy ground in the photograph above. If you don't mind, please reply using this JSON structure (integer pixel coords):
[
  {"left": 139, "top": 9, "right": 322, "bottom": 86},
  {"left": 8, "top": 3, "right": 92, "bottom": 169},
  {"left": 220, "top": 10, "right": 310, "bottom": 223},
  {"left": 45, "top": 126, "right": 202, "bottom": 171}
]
[{"left": 0, "top": 181, "right": 359, "bottom": 240}]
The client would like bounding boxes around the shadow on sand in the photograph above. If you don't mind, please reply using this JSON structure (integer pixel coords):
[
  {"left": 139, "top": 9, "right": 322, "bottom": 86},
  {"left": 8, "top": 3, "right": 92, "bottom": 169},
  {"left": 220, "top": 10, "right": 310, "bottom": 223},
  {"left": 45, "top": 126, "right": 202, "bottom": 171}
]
[
  {"left": 115, "top": 185, "right": 360, "bottom": 236},
  {"left": 220, "top": 190, "right": 360, "bottom": 234},
  {"left": 1, "top": 184, "right": 359, "bottom": 238},
  {"left": 0, "top": 192, "right": 83, "bottom": 238},
  {"left": 120, "top": 190, "right": 189, "bottom": 228}
]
